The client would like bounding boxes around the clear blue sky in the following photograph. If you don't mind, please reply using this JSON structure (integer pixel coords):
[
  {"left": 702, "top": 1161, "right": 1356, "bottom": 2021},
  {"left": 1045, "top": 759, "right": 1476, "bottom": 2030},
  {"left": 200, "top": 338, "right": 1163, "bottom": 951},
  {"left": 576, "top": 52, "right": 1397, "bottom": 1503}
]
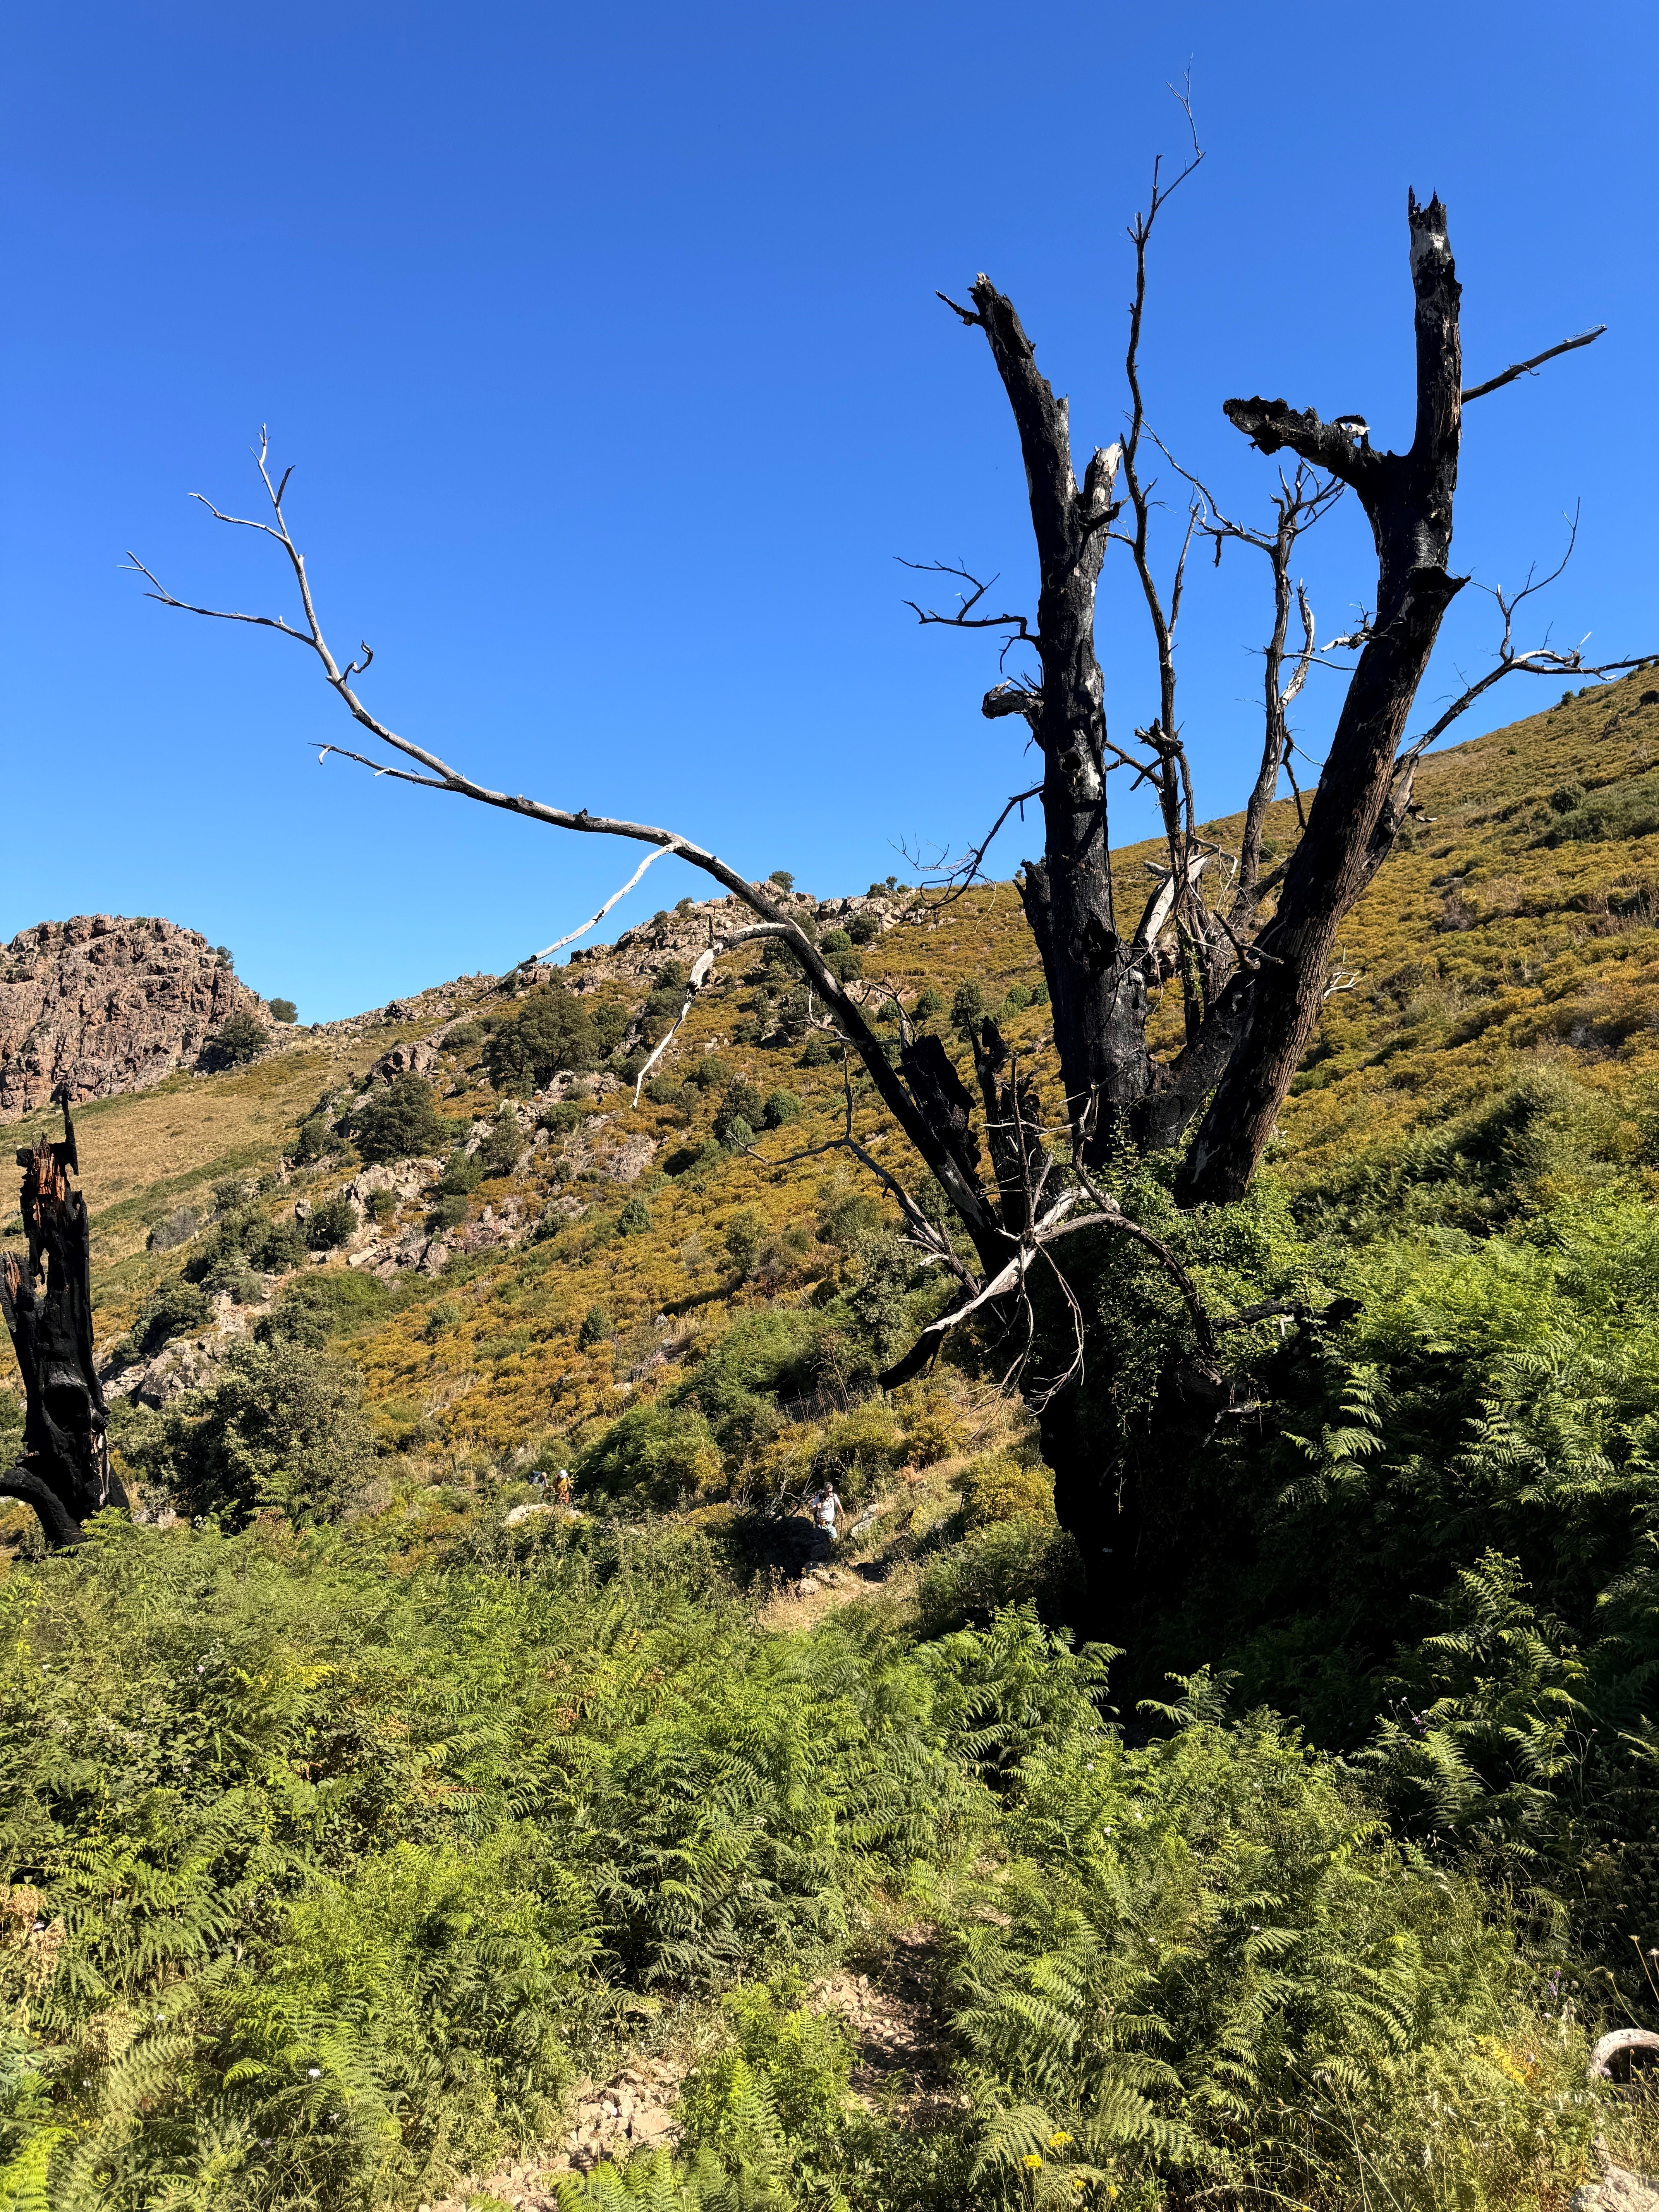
[{"left": 4, "top": 1, "right": 1654, "bottom": 1020}]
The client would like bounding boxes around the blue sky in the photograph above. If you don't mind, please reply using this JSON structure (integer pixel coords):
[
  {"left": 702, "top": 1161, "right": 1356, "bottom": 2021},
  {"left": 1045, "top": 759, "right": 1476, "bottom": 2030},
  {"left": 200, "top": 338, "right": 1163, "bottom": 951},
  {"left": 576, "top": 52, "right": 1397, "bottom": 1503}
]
[{"left": 4, "top": 1, "right": 1654, "bottom": 1020}]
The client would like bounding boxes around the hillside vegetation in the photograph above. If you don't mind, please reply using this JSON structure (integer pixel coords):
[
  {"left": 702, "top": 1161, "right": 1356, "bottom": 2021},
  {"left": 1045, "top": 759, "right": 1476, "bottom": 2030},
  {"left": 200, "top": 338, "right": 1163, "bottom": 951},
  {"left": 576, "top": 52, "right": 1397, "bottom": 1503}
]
[{"left": 7, "top": 669, "right": 1659, "bottom": 2209}]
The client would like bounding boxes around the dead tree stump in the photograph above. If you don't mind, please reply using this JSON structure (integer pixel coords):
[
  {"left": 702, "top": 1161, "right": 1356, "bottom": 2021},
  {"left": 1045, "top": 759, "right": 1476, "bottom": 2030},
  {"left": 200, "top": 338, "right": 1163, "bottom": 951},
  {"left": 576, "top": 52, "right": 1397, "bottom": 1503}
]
[{"left": 0, "top": 1100, "right": 126, "bottom": 1546}]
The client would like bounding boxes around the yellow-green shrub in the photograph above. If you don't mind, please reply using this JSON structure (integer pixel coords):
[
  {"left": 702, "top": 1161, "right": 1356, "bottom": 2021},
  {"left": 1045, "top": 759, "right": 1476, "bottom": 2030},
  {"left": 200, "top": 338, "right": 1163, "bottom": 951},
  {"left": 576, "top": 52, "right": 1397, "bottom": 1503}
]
[{"left": 961, "top": 1450, "right": 1054, "bottom": 1528}]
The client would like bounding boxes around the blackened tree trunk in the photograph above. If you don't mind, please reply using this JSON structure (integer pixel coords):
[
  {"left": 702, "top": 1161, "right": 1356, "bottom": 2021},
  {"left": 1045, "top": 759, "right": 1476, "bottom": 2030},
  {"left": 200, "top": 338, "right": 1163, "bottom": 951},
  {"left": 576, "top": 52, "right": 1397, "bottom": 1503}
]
[
  {"left": 0, "top": 1103, "right": 125, "bottom": 1547},
  {"left": 958, "top": 195, "right": 1468, "bottom": 1199}
]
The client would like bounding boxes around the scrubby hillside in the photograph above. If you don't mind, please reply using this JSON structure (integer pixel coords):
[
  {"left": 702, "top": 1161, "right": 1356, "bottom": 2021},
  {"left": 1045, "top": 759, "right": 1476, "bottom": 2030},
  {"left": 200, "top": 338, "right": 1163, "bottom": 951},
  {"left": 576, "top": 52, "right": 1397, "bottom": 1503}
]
[{"left": 7, "top": 668, "right": 1659, "bottom": 2210}]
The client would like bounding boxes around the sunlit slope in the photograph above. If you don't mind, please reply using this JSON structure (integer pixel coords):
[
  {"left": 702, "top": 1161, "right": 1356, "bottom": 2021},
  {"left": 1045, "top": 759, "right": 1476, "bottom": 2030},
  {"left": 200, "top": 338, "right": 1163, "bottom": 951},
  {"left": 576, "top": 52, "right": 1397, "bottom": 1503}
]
[{"left": 3, "top": 666, "right": 1655, "bottom": 1458}]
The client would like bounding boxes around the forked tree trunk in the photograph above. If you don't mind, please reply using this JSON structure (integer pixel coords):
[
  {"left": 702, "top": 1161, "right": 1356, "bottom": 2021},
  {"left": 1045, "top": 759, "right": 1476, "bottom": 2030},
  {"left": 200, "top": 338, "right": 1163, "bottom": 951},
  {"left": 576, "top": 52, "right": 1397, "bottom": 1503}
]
[{"left": 961, "top": 195, "right": 1465, "bottom": 1199}]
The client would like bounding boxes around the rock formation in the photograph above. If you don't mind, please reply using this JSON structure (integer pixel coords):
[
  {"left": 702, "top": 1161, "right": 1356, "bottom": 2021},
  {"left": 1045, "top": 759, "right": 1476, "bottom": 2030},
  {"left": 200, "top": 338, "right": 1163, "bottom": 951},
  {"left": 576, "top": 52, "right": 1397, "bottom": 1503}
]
[{"left": 0, "top": 916, "right": 270, "bottom": 1118}]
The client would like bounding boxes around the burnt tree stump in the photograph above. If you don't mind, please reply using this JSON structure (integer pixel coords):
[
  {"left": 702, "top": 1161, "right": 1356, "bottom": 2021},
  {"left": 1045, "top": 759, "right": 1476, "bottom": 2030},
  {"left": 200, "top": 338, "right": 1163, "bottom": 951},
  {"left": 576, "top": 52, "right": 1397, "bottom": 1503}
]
[{"left": 0, "top": 1100, "right": 126, "bottom": 1546}]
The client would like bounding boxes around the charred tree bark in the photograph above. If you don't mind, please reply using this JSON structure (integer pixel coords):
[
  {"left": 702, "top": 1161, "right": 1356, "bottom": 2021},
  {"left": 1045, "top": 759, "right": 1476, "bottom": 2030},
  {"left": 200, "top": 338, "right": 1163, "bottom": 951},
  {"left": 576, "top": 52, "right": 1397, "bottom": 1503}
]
[
  {"left": 0, "top": 1103, "right": 125, "bottom": 1547},
  {"left": 1175, "top": 193, "right": 1465, "bottom": 1203},
  {"left": 960, "top": 279, "right": 1154, "bottom": 1149}
]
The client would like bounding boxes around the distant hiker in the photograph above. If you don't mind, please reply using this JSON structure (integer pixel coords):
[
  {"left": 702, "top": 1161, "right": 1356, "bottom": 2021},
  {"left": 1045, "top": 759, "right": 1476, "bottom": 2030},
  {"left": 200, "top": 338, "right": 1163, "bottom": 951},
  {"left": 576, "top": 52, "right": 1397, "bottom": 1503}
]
[
  {"left": 554, "top": 1468, "right": 573, "bottom": 1510},
  {"left": 809, "top": 1483, "right": 842, "bottom": 1544}
]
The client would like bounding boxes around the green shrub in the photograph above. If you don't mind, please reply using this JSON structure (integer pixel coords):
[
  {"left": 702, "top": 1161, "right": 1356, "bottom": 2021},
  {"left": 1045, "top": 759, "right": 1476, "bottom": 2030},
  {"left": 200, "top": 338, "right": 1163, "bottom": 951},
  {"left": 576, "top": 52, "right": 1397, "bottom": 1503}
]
[
  {"left": 915, "top": 1521, "right": 1087, "bottom": 1637},
  {"left": 290, "top": 1113, "right": 334, "bottom": 1164},
  {"left": 437, "top": 1147, "right": 485, "bottom": 1197},
  {"left": 914, "top": 985, "right": 945, "bottom": 1020},
  {"left": 723, "top": 1209, "right": 764, "bottom": 1279},
  {"left": 137, "top": 1338, "right": 377, "bottom": 1526},
  {"left": 761, "top": 1089, "right": 801, "bottom": 1128},
  {"left": 577, "top": 1400, "right": 723, "bottom": 1506},
  {"left": 799, "top": 1033, "right": 838, "bottom": 1067},
  {"left": 617, "top": 1194, "right": 653, "bottom": 1236},
  {"left": 539, "top": 1100, "right": 582, "bottom": 1135},
  {"left": 816, "top": 1188, "right": 881, "bottom": 1248},
  {"left": 267, "top": 996, "right": 297, "bottom": 1024},
  {"left": 429, "top": 1193, "right": 469, "bottom": 1233},
  {"left": 847, "top": 913, "right": 879, "bottom": 945},
  {"left": 477, "top": 1115, "right": 525, "bottom": 1179},
  {"left": 819, "top": 928, "right": 852, "bottom": 954},
  {"left": 248, "top": 1215, "right": 308, "bottom": 1272},
  {"left": 422, "top": 1298, "right": 461, "bottom": 1341},
  {"left": 577, "top": 1304, "right": 613, "bottom": 1349},
  {"left": 766, "top": 869, "right": 795, "bottom": 891},
  {"left": 198, "top": 1008, "right": 269, "bottom": 1070},
  {"left": 593, "top": 1002, "right": 630, "bottom": 1056},
  {"left": 134, "top": 1277, "right": 212, "bottom": 1355},
  {"left": 367, "top": 1187, "right": 397, "bottom": 1225},
  {"left": 354, "top": 1075, "right": 450, "bottom": 1163},
  {"left": 305, "top": 1192, "right": 359, "bottom": 1249},
  {"left": 484, "top": 984, "right": 599, "bottom": 1093},
  {"left": 712, "top": 1082, "right": 764, "bottom": 1144},
  {"left": 1539, "top": 768, "right": 1659, "bottom": 845},
  {"left": 961, "top": 1450, "right": 1055, "bottom": 1528},
  {"left": 259, "top": 1270, "right": 397, "bottom": 1348},
  {"left": 445, "top": 1019, "right": 485, "bottom": 1051},
  {"left": 950, "top": 979, "right": 985, "bottom": 1036},
  {"left": 812, "top": 1400, "right": 906, "bottom": 1496}
]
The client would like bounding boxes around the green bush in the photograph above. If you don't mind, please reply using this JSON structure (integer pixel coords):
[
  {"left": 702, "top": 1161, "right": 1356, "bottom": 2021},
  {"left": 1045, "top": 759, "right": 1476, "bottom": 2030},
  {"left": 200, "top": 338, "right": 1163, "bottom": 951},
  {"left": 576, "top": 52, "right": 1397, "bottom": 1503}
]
[
  {"left": 723, "top": 1209, "right": 764, "bottom": 1279},
  {"left": 1539, "top": 768, "right": 1659, "bottom": 845},
  {"left": 484, "top": 984, "right": 599, "bottom": 1093},
  {"left": 961, "top": 1450, "right": 1054, "bottom": 1528},
  {"left": 429, "top": 1193, "right": 469, "bottom": 1233},
  {"left": 578, "top": 1304, "right": 613, "bottom": 1349},
  {"left": 134, "top": 1338, "right": 377, "bottom": 1526},
  {"left": 134, "top": 1277, "right": 212, "bottom": 1355},
  {"left": 914, "top": 985, "right": 945, "bottom": 1020},
  {"left": 617, "top": 1194, "right": 653, "bottom": 1236},
  {"left": 305, "top": 1192, "right": 359, "bottom": 1249},
  {"left": 915, "top": 1521, "right": 1087, "bottom": 1637},
  {"left": 539, "top": 1100, "right": 582, "bottom": 1135},
  {"left": 950, "top": 980, "right": 985, "bottom": 1036},
  {"left": 290, "top": 1113, "right": 335, "bottom": 1164},
  {"left": 445, "top": 1019, "right": 485, "bottom": 1051},
  {"left": 354, "top": 1075, "right": 450, "bottom": 1163},
  {"left": 799, "top": 1033, "right": 838, "bottom": 1067},
  {"left": 477, "top": 1115, "right": 525, "bottom": 1179},
  {"left": 819, "top": 928, "right": 852, "bottom": 954},
  {"left": 267, "top": 996, "right": 298, "bottom": 1024},
  {"left": 198, "top": 1008, "right": 269, "bottom": 1071},
  {"left": 259, "top": 1270, "right": 397, "bottom": 1348},
  {"left": 577, "top": 1400, "right": 723, "bottom": 1506},
  {"left": 437, "top": 1147, "right": 485, "bottom": 1197},
  {"left": 846, "top": 913, "right": 879, "bottom": 945},
  {"left": 761, "top": 1089, "right": 801, "bottom": 1128},
  {"left": 712, "top": 1082, "right": 764, "bottom": 1144}
]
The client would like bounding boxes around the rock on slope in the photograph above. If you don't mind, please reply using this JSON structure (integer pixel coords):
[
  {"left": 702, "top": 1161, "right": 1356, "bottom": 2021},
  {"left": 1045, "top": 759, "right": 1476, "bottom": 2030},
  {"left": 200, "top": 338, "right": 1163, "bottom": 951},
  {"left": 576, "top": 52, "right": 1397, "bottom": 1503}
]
[{"left": 0, "top": 915, "right": 269, "bottom": 1117}]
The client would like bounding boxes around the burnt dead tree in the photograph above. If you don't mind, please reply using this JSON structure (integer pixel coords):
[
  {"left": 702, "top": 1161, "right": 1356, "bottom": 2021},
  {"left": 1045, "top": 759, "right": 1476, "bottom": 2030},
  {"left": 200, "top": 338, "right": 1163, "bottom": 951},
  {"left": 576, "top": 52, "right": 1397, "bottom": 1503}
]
[
  {"left": 0, "top": 1102, "right": 125, "bottom": 1547},
  {"left": 131, "top": 175, "right": 1645, "bottom": 1633}
]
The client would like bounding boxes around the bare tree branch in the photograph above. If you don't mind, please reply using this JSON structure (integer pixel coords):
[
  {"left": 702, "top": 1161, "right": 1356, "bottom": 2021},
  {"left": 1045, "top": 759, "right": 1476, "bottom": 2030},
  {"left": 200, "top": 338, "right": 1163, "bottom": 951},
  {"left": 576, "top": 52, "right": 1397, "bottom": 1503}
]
[
  {"left": 1461, "top": 325, "right": 1606, "bottom": 405},
  {"left": 527, "top": 843, "right": 679, "bottom": 967},
  {"left": 131, "top": 438, "right": 1011, "bottom": 1269}
]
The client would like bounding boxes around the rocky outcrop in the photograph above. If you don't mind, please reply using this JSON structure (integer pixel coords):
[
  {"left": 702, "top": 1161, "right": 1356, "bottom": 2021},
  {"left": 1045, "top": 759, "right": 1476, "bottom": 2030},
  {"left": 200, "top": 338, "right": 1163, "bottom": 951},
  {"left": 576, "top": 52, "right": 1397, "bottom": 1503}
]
[{"left": 0, "top": 916, "right": 272, "bottom": 1118}]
